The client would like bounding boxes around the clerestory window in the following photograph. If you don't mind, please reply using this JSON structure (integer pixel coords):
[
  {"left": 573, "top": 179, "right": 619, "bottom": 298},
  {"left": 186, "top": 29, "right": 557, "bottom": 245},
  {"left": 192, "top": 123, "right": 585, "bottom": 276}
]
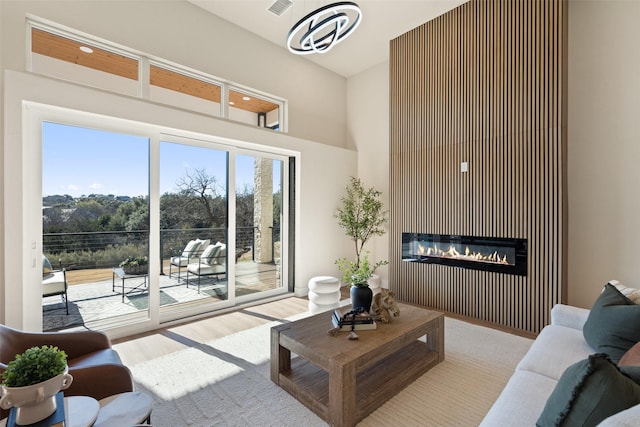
[{"left": 27, "top": 19, "right": 286, "bottom": 131}]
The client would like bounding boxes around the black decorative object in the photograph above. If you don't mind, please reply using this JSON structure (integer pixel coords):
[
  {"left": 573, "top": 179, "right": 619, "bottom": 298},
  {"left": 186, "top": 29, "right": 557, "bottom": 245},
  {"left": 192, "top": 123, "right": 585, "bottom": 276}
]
[{"left": 350, "top": 285, "right": 373, "bottom": 312}]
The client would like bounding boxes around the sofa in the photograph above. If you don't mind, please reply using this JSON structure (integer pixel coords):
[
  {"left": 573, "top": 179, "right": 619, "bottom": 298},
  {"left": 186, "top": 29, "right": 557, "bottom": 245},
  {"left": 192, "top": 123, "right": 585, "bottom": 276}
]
[{"left": 481, "top": 283, "right": 640, "bottom": 426}]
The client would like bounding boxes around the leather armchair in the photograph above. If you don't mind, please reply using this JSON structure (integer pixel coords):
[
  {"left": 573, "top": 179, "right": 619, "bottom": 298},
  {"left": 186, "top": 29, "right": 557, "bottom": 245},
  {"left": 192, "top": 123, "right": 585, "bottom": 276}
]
[{"left": 0, "top": 324, "right": 134, "bottom": 419}]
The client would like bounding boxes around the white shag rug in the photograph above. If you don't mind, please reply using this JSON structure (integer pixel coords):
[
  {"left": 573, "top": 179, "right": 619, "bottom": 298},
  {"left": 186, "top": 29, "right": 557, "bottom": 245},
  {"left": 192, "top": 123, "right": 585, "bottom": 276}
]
[{"left": 129, "top": 312, "right": 532, "bottom": 426}]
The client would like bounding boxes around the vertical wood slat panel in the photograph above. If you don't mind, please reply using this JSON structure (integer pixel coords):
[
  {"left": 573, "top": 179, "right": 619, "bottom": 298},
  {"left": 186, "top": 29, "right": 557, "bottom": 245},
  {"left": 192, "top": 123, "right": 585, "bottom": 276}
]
[{"left": 389, "top": 0, "right": 567, "bottom": 333}]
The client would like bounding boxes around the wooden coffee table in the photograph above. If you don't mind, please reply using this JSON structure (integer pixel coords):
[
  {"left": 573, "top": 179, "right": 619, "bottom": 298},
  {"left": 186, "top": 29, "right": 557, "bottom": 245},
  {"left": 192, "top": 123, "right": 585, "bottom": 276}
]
[{"left": 271, "top": 303, "right": 444, "bottom": 427}]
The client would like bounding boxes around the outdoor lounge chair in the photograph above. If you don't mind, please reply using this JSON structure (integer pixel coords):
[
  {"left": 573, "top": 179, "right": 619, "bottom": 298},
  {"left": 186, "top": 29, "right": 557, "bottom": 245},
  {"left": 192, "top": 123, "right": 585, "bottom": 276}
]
[
  {"left": 42, "top": 256, "right": 69, "bottom": 314},
  {"left": 186, "top": 242, "right": 227, "bottom": 293},
  {"left": 169, "top": 238, "right": 209, "bottom": 280}
]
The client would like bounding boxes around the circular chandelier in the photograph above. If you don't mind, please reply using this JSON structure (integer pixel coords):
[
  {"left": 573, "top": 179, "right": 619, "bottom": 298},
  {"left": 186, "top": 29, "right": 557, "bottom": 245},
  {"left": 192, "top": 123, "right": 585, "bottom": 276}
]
[{"left": 287, "top": 2, "right": 362, "bottom": 55}]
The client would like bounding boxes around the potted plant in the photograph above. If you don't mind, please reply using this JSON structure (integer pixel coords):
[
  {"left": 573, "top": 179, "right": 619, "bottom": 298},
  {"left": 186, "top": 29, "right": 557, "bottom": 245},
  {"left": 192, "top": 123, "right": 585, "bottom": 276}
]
[
  {"left": 0, "top": 345, "right": 73, "bottom": 425},
  {"left": 335, "top": 176, "right": 388, "bottom": 311},
  {"left": 119, "top": 255, "right": 149, "bottom": 275}
]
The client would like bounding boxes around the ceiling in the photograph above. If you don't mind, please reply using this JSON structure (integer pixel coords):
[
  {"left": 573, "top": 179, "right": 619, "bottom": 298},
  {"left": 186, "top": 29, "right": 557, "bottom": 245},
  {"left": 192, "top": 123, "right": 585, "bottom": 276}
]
[{"left": 188, "top": 0, "right": 469, "bottom": 78}]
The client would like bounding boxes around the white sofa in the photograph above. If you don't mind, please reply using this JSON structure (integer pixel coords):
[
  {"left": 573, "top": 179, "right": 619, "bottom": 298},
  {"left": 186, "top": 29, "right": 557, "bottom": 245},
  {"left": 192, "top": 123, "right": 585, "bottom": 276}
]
[{"left": 481, "top": 304, "right": 640, "bottom": 426}]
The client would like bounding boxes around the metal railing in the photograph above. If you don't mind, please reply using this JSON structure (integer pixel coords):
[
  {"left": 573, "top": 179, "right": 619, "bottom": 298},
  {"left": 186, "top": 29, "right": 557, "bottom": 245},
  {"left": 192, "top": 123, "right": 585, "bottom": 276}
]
[{"left": 43, "top": 226, "right": 279, "bottom": 270}]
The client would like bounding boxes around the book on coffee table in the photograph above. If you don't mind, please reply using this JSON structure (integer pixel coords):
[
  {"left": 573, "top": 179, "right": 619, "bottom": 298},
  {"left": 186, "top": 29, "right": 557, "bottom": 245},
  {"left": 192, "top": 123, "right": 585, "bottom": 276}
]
[
  {"left": 331, "top": 315, "right": 377, "bottom": 331},
  {"left": 333, "top": 308, "right": 374, "bottom": 325}
]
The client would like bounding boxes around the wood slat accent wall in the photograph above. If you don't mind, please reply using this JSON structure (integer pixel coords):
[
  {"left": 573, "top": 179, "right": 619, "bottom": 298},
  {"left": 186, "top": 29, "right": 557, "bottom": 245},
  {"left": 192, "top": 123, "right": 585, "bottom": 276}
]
[{"left": 389, "top": 0, "right": 567, "bottom": 333}]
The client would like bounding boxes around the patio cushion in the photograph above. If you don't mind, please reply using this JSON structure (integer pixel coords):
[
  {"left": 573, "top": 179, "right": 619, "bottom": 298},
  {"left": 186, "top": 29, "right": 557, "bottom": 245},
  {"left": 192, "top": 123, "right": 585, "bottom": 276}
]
[
  {"left": 200, "top": 243, "right": 222, "bottom": 265},
  {"left": 43, "top": 255, "right": 53, "bottom": 276},
  {"left": 181, "top": 240, "right": 201, "bottom": 258},
  {"left": 43, "top": 271, "right": 66, "bottom": 296}
]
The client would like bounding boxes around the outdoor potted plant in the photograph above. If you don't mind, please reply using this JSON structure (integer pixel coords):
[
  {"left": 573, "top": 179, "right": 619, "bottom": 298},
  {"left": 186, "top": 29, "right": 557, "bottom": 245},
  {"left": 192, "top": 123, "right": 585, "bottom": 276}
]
[
  {"left": 0, "top": 345, "right": 73, "bottom": 425},
  {"left": 335, "top": 176, "right": 388, "bottom": 312},
  {"left": 119, "top": 255, "right": 149, "bottom": 275}
]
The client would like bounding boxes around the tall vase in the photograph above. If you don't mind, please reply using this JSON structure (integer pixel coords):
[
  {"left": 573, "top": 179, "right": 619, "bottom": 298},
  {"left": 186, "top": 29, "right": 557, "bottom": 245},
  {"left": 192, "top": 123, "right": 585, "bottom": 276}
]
[{"left": 350, "top": 285, "right": 373, "bottom": 312}]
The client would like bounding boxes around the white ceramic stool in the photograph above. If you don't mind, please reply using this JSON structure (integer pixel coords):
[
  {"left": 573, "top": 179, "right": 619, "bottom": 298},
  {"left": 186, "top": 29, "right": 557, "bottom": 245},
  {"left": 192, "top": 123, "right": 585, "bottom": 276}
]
[
  {"left": 368, "top": 274, "right": 381, "bottom": 295},
  {"left": 308, "top": 276, "right": 340, "bottom": 314}
]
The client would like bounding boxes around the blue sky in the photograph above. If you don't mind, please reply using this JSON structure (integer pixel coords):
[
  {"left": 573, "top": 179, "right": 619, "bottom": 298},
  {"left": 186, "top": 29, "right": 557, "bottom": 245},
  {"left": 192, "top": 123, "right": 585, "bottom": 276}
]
[{"left": 42, "top": 122, "right": 280, "bottom": 198}]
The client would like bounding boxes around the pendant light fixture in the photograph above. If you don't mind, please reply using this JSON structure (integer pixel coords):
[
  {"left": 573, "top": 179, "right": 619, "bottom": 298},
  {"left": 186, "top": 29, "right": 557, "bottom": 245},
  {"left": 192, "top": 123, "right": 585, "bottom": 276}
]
[{"left": 287, "top": 2, "right": 362, "bottom": 55}]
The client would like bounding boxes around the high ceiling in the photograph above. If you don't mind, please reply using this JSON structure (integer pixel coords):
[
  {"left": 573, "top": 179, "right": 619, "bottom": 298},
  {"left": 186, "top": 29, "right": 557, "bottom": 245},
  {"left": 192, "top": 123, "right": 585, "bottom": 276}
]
[{"left": 188, "top": 0, "right": 468, "bottom": 78}]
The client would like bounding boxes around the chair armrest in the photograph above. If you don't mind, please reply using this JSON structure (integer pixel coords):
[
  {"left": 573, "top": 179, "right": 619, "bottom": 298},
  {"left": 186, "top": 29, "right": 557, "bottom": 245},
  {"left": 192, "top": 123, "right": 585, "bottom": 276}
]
[
  {"left": 550, "top": 304, "right": 590, "bottom": 330},
  {"left": 67, "top": 364, "right": 134, "bottom": 401}
]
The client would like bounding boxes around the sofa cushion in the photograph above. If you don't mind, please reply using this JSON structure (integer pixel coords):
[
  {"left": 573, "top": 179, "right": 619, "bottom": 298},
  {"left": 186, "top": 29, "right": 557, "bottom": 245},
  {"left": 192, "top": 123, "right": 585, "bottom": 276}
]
[
  {"left": 479, "top": 370, "right": 558, "bottom": 427},
  {"left": 517, "top": 324, "right": 594, "bottom": 381},
  {"left": 583, "top": 283, "right": 640, "bottom": 363},
  {"left": 536, "top": 354, "right": 640, "bottom": 427}
]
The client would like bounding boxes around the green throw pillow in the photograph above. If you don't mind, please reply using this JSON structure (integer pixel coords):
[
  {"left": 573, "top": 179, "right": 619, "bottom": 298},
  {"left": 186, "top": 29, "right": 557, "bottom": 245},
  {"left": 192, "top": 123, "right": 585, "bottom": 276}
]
[
  {"left": 583, "top": 283, "right": 640, "bottom": 363},
  {"left": 536, "top": 354, "right": 640, "bottom": 427}
]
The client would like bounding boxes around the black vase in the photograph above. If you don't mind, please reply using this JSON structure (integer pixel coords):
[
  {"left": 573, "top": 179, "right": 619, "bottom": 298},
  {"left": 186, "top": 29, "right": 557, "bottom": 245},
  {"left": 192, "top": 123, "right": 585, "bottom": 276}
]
[{"left": 350, "top": 285, "right": 373, "bottom": 312}]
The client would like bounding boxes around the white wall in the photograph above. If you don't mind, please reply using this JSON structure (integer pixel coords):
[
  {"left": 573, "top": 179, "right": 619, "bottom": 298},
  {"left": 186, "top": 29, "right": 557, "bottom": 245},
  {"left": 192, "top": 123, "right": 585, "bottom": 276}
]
[
  {"left": 3, "top": 71, "right": 356, "bottom": 330},
  {"left": 346, "top": 62, "right": 390, "bottom": 286},
  {"left": 0, "top": 0, "right": 355, "bottom": 329},
  {"left": 1, "top": 0, "right": 346, "bottom": 148},
  {"left": 567, "top": 0, "right": 640, "bottom": 308}
]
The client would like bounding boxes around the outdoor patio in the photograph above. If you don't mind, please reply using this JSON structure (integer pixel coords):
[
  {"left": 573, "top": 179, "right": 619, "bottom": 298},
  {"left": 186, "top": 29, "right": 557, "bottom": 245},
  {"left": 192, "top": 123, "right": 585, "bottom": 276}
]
[{"left": 42, "top": 261, "right": 280, "bottom": 331}]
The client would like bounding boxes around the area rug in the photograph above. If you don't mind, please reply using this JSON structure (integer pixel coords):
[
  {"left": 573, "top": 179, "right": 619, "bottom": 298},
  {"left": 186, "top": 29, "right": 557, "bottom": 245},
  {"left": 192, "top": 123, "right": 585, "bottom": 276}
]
[{"left": 128, "top": 312, "right": 532, "bottom": 426}]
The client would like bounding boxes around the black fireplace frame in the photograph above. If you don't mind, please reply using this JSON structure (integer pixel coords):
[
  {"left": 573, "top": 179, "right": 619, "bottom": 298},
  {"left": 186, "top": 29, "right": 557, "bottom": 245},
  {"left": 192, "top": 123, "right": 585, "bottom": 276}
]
[{"left": 402, "top": 233, "right": 528, "bottom": 276}]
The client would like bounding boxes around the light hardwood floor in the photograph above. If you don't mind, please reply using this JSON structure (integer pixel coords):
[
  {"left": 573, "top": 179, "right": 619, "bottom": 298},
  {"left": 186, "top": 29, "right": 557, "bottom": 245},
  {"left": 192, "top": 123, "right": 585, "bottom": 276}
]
[{"left": 111, "top": 296, "right": 311, "bottom": 366}]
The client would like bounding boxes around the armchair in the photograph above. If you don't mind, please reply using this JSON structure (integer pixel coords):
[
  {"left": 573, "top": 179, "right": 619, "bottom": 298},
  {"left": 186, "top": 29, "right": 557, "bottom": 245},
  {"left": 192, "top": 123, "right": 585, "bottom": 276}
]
[
  {"left": 169, "top": 238, "right": 209, "bottom": 280},
  {"left": 186, "top": 242, "right": 227, "bottom": 293},
  {"left": 42, "top": 269, "right": 68, "bottom": 314},
  {"left": 42, "top": 256, "right": 68, "bottom": 314},
  {"left": 0, "top": 324, "right": 134, "bottom": 419}
]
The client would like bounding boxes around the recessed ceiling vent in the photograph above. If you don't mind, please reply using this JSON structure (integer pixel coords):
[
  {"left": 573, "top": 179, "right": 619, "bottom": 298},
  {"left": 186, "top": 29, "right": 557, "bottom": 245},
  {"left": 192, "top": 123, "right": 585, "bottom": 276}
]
[{"left": 268, "top": 0, "right": 293, "bottom": 16}]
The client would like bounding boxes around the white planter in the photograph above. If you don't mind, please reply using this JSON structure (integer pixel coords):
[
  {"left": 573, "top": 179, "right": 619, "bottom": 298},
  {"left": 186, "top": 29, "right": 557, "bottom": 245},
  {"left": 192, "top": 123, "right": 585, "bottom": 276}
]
[{"left": 0, "top": 368, "right": 73, "bottom": 425}]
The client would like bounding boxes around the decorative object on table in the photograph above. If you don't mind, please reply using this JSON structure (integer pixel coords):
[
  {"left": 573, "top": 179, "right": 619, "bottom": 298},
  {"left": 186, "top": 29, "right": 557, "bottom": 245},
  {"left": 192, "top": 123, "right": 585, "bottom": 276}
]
[
  {"left": 308, "top": 276, "right": 341, "bottom": 314},
  {"left": 328, "top": 307, "right": 376, "bottom": 339},
  {"left": 119, "top": 255, "right": 149, "bottom": 275},
  {"left": 0, "top": 345, "right": 73, "bottom": 425},
  {"left": 370, "top": 289, "right": 401, "bottom": 323},
  {"left": 334, "top": 176, "right": 388, "bottom": 312}
]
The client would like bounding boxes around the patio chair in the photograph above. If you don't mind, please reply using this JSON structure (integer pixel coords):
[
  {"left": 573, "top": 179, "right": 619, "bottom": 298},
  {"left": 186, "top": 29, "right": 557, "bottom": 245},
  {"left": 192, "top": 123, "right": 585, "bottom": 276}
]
[
  {"left": 169, "top": 238, "right": 209, "bottom": 281},
  {"left": 42, "top": 256, "right": 69, "bottom": 314},
  {"left": 186, "top": 242, "right": 227, "bottom": 293}
]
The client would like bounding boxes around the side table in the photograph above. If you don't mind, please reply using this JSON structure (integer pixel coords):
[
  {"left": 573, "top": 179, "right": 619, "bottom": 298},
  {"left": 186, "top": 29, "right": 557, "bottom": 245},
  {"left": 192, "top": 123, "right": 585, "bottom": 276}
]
[
  {"left": 0, "top": 396, "right": 99, "bottom": 427},
  {"left": 112, "top": 268, "right": 148, "bottom": 302},
  {"left": 94, "top": 392, "right": 153, "bottom": 427}
]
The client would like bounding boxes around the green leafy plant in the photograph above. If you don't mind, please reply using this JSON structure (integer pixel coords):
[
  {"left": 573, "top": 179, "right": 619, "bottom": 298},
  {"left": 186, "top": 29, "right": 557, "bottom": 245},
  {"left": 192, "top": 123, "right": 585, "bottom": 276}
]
[
  {"left": 2, "top": 345, "right": 68, "bottom": 387},
  {"left": 335, "top": 177, "right": 388, "bottom": 286},
  {"left": 119, "top": 255, "right": 148, "bottom": 268},
  {"left": 336, "top": 251, "right": 388, "bottom": 287}
]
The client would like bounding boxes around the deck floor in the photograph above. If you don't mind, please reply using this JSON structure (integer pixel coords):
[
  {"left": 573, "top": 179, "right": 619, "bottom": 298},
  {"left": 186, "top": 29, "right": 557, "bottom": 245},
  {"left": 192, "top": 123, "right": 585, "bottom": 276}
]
[{"left": 43, "top": 261, "right": 281, "bottom": 332}]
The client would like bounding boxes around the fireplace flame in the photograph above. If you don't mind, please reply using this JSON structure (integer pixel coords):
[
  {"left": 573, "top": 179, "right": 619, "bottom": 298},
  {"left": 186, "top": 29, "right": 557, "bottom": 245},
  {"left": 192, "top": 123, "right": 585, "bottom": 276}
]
[{"left": 416, "top": 243, "right": 510, "bottom": 265}]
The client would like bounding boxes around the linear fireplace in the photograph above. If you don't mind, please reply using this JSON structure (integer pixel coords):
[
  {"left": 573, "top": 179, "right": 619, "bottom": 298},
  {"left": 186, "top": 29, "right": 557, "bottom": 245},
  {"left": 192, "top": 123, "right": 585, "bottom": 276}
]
[{"left": 402, "top": 233, "right": 527, "bottom": 276}]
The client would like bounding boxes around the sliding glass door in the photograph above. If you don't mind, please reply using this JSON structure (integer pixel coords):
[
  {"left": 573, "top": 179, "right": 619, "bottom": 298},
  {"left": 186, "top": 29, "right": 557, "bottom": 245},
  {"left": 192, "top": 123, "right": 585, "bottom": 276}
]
[
  {"left": 159, "top": 140, "right": 229, "bottom": 313},
  {"left": 235, "top": 154, "right": 286, "bottom": 300},
  {"left": 42, "top": 122, "right": 150, "bottom": 330},
  {"left": 40, "top": 118, "right": 290, "bottom": 333}
]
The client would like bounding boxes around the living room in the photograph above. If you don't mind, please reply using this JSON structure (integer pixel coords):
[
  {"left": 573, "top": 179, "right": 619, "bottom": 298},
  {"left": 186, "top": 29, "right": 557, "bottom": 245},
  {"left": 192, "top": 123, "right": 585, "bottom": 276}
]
[{"left": 2, "top": 0, "right": 640, "bottom": 424}]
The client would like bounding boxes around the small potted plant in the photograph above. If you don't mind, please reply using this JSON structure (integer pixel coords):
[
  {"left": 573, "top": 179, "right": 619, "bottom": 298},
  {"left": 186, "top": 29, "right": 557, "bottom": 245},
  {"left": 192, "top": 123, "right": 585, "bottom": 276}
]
[
  {"left": 336, "top": 252, "right": 388, "bottom": 311},
  {"left": 0, "top": 345, "right": 73, "bottom": 425},
  {"left": 119, "top": 255, "right": 149, "bottom": 275},
  {"left": 335, "top": 177, "right": 388, "bottom": 311}
]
